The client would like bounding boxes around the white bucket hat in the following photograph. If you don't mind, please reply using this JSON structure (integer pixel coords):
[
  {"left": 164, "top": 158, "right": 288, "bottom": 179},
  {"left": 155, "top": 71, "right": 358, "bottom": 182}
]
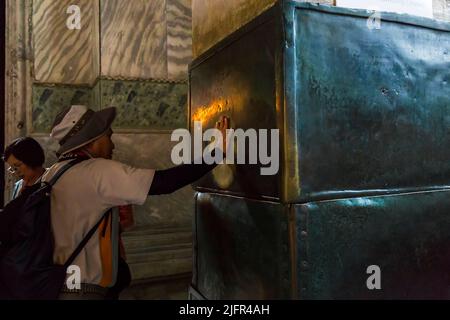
[{"left": 51, "top": 105, "right": 116, "bottom": 155}]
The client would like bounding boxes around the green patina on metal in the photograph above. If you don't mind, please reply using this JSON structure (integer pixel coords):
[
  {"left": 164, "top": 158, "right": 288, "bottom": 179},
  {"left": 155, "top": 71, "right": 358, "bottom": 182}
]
[
  {"left": 295, "top": 5, "right": 450, "bottom": 200},
  {"left": 297, "top": 189, "right": 450, "bottom": 299},
  {"left": 194, "top": 189, "right": 450, "bottom": 299},
  {"left": 190, "top": 1, "right": 450, "bottom": 299},
  {"left": 190, "top": 1, "right": 450, "bottom": 202}
]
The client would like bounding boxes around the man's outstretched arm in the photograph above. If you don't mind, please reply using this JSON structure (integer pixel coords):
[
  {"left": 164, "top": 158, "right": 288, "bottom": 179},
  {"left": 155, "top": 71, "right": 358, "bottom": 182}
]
[
  {"left": 148, "top": 116, "right": 229, "bottom": 195},
  {"left": 148, "top": 160, "right": 219, "bottom": 195}
]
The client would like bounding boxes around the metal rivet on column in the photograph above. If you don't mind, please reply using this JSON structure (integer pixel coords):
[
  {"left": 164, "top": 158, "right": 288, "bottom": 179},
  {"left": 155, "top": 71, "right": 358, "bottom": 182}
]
[{"left": 301, "top": 261, "right": 309, "bottom": 270}]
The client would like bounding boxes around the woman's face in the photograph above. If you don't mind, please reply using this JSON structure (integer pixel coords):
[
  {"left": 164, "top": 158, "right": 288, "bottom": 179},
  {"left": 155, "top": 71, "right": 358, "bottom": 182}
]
[{"left": 5, "top": 154, "right": 33, "bottom": 180}]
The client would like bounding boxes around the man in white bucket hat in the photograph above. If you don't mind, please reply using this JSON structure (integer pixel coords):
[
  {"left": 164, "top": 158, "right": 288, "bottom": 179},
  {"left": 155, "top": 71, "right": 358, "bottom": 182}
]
[{"left": 43, "top": 105, "right": 229, "bottom": 299}]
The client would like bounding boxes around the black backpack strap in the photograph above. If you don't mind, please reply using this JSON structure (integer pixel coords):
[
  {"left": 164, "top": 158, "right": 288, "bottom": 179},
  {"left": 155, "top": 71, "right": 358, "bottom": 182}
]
[
  {"left": 46, "top": 157, "right": 108, "bottom": 269},
  {"left": 47, "top": 158, "right": 85, "bottom": 186},
  {"left": 63, "top": 210, "right": 112, "bottom": 269}
]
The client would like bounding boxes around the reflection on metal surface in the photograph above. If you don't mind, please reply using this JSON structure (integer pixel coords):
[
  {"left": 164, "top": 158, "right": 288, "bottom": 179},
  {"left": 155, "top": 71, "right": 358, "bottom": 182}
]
[
  {"left": 192, "top": 99, "right": 230, "bottom": 125},
  {"left": 212, "top": 164, "right": 235, "bottom": 189},
  {"left": 191, "top": 0, "right": 335, "bottom": 57},
  {"left": 190, "top": 1, "right": 450, "bottom": 202},
  {"left": 190, "top": 0, "right": 450, "bottom": 301},
  {"left": 190, "top": 9, "right": 279, "bottom": 198},
  {"left": 192, "top": 0, "right": 278, "bottom": 57},
  {"left": 295, "top": 188, "right": 450, "bottom": 299},
  {"left": 194, "top": 192, "right": 290, "bottom": 299},
  {"left": 194, "top": 188, "right": 450, "bottom": 299}
]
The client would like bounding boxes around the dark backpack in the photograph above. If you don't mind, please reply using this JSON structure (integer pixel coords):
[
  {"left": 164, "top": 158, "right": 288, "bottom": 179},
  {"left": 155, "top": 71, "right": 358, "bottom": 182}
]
[{"left": 0, "top": 158, "right": 106, "bottom": 300}]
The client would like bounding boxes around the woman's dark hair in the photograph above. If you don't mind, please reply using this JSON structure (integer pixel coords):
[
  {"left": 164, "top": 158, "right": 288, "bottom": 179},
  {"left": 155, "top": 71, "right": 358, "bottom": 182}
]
[{"left": 2, "top": 137, "right": 45, "bottom": 168}]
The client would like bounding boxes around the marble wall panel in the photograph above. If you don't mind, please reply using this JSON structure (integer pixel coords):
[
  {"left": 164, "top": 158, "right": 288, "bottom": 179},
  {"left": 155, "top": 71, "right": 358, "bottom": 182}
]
[
  {"left": 33, "top": 0, "right": 99, "bottom": 85},
  {"left": 100, "top": 0, "right": 167, "bottom": 79},
  {"left": 167, "top": 0, "right": 193, "bottom": 80},
  {"left": 101, "top": 80, "right": 188, "bottom": 131},
  {"left": 31, "top": 83, "right": 100, "bottom": 133}
]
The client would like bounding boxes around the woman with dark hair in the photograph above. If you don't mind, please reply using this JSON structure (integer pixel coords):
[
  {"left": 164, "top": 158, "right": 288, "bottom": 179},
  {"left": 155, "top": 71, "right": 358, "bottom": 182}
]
[{"left": 2, "top": 137, "right": 46, "bottom": 199}]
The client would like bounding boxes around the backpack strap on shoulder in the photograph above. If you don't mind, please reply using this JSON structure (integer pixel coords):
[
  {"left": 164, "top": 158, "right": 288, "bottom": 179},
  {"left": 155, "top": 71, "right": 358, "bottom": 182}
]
[
  {"left": 63, "top": 210, "right": 111, "bottom": 269},
  {"left": 48, "top": 158, "right": 85, "bottom": 186}
]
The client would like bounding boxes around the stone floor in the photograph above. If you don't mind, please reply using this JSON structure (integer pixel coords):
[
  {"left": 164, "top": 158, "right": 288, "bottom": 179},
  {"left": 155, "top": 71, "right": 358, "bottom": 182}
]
[{"left": 119, "top": 273, "right": 192, "bottom": 300}]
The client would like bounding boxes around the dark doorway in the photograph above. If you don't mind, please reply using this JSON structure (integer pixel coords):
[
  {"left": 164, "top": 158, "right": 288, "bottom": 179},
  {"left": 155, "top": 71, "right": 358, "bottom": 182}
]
[{"left": 1, "top": 0, "right": 5, "bottom": 207}]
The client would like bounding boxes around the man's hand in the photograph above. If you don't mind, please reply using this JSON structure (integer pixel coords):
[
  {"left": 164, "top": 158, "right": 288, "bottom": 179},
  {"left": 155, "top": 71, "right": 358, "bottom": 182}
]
[{"left": 215, "top": 115, "right": 230, "bottom": 155}]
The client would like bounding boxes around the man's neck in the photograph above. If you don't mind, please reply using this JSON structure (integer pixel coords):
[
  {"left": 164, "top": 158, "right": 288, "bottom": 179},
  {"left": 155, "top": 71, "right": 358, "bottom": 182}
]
[{"left": 81, "top": 149, "right": 95, "bottom": 158}]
